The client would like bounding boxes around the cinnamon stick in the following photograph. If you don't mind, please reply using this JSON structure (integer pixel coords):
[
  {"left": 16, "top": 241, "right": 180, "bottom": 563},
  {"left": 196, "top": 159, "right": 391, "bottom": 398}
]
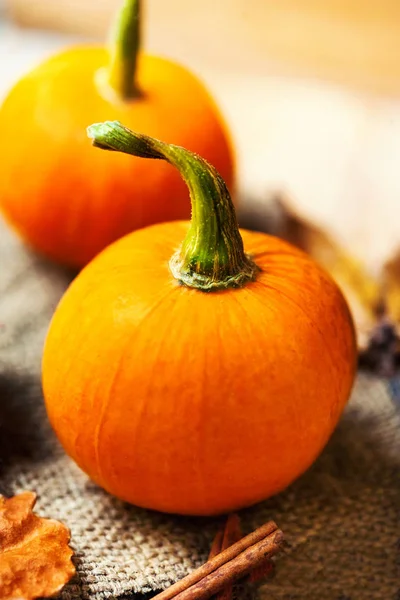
[
  {"left": 151, "top": 522, "right": 283, "bottom": 600},
  {"left": 220, "top": 514, "right": 242, "bottom": 550},
  {"left": 247, "top": 558, "right": 275, "bottom": 583},
  {"left": 214, "top": 514, "right": 243, "bottom": 600},
  {"left": 210, "top": 515, "right": 274, "bottom": 590},
  {"left": 207, "top": 527, "right": 224, "bottom": 560}
]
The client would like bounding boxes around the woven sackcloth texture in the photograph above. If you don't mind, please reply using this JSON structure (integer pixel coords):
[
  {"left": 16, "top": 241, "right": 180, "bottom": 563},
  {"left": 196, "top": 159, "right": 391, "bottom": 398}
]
[{"left": 0, "top": 216, "right": 399, "bottom": 600}]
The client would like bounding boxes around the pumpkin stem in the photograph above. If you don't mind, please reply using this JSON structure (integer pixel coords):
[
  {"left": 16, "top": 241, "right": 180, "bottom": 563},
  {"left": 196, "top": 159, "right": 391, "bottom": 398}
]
[
  {"left": 87, "top": 121, "right": 258, "bottom": 291},
  {"left": 98, "top": 0, "right": 141, "bottom": 101}
]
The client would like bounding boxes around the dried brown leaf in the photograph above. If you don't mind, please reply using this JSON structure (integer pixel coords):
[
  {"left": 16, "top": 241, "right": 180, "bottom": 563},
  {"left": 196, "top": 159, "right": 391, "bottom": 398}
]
[
  {"left": 384, "top": 251, "right": 400, "bottom": 326},
  {"left": 359, "top": 252, "right": 400, "bottom": 374},
  {"left": 0, "top": 491, "right": 75, "bottom": 600}
]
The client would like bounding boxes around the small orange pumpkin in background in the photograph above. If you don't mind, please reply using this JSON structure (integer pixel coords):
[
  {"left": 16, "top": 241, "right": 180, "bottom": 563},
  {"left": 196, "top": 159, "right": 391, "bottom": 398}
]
[
  {"left": 0, "top": 0, "right": 233, "bottom": 268},
  {"left": 42, "top": 122, "right": 357, "bottom": 516}
]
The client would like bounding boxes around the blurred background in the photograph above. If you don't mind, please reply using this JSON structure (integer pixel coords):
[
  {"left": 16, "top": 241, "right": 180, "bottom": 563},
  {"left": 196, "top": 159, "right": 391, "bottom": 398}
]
[{"left": 2, "top": 0, "right": 400, "bottom": 273}]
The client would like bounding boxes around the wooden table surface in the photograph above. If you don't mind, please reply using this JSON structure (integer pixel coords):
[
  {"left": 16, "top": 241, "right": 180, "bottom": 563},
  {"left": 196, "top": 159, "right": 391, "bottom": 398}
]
[{"left": 6, "top": 0, "right": 400, "bottom": 94}]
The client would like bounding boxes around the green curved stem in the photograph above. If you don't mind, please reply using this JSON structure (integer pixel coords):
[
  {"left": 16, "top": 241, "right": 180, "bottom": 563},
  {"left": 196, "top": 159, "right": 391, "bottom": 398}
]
[
  {"left": 87, "top": 121, "right": 258, "bottom": 291},
  {"left": 104, "top": 0, "right": 141, "bottom": 100}
]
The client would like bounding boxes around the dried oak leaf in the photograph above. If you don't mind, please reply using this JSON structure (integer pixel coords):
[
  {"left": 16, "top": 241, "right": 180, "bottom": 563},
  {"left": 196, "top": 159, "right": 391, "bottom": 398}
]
[{"left": 0, "top": 491, "right": 75, "bottom": 600}]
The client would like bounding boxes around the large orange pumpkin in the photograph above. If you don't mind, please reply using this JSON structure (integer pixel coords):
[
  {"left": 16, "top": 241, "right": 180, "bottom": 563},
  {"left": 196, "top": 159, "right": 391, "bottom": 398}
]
[
  {"left": 0, "top": 0, "right": 233, "bottom": 268},
  {"left": 42, "top": 121, "right": 357, "bottom": 516}
]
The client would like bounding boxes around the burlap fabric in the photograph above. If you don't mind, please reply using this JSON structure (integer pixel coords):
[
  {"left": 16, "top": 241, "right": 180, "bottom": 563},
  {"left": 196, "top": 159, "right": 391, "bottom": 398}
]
[{"left": 1, "top": 217, "right": 399, "bottom": 600}]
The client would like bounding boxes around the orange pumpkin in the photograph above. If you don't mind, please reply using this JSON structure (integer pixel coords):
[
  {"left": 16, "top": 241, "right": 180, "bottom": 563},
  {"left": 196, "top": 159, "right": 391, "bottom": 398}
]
[
  {"left": 0, "top": 0, "right": 233, "bottom": 268},
  {"left": 42, "top": 122, "right": 357, "bottom": 516}
]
